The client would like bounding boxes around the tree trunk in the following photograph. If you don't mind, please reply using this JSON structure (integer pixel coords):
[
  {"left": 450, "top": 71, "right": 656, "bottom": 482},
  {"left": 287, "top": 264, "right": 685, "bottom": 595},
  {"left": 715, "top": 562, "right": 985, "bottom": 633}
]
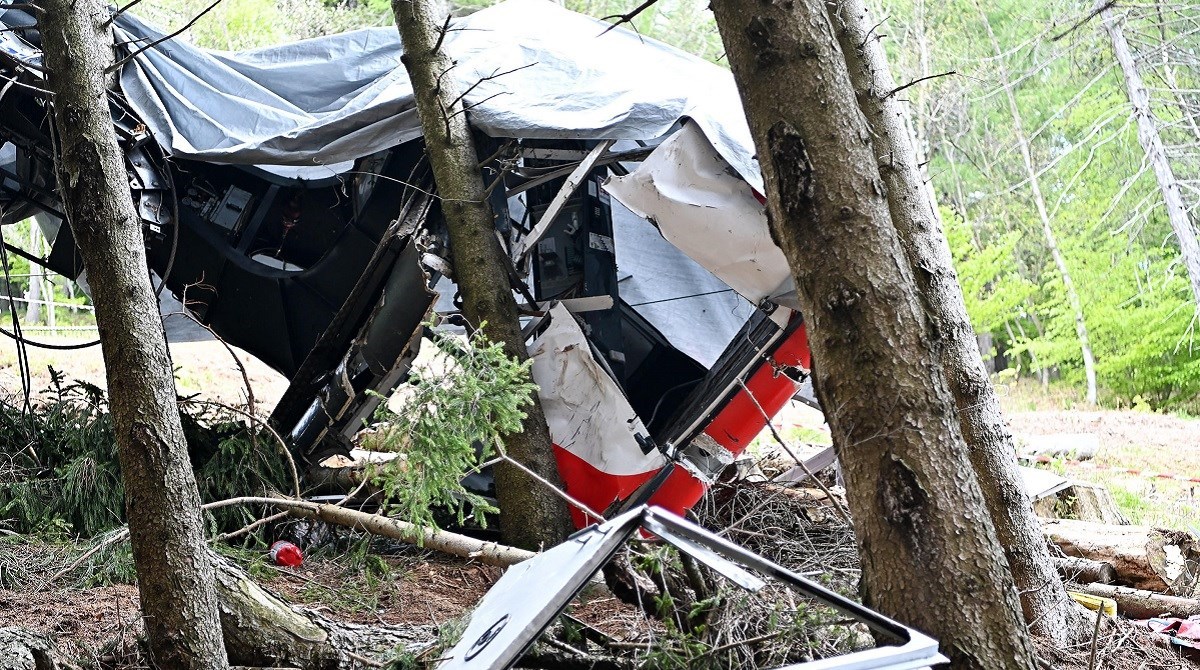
[
  {"left": 709, "top": 2, "right": 1037, "bottom": 668},
  {"left": 0, "top": 629, "right": 78, "bottom": 670},
  {"left": 37, "top": 4, "right": 230, "bottom": 669},
  {"left": 829, "top": 0, "right": 1089, "bottom": 644},
  {"left": 1054, "top": 556, "right": 1118, "bottom": 585},
  {"left": 981, "top": 11, "right": 1099, "bottom": 405},
  {"left": 213, "top": 556, "right": 434, "bottom": 669},
  {"left": 390, "top": 0, "right": 571, "bottom": 550},
  {"left": 1100, "top": 2, "right": 1200, "bottom": 312}
]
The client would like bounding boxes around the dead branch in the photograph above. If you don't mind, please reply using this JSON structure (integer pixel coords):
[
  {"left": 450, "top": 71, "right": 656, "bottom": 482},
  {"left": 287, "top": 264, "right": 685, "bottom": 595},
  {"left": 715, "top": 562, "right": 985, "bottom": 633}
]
[
  {"left": 107, "top": 0, "right": 226, "bottom": 73},
  {"left": 884, "top": 71, "right": 957, "bottom": 99},
  {"left": 492, "top": 436, "right": 604, "bottom": 524},
  {"left": 1051, "top": 0, "right": 1118, "bottom": 42},
  {"left": 600, "top": 0, "right": 658, "bottom": 36},
  {"left": 212, "top": 495, "right": 536, "bottom": 567},
  {"left": 733, "top": 379, "right": 852, "bottom": 525}
]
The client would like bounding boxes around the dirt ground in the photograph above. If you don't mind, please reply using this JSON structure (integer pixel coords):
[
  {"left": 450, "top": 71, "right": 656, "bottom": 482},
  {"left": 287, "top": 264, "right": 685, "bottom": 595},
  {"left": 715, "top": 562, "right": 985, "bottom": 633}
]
[
  {"left": 0, "top": 337, "right": 289, "bottom": 411},
  {"left": 0, "top": 585, "right": 141, "bottom": 661}
]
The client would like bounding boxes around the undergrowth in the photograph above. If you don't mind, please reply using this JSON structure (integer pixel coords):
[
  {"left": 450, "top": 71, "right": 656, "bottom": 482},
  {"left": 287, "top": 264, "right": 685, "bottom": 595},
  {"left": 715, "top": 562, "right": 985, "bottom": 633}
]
[
  {"left": 0, "top": 369, "right": 290, "bottom": 541},
  {"left": 360, "top": 325, "right": 535, "bottom": 531}
]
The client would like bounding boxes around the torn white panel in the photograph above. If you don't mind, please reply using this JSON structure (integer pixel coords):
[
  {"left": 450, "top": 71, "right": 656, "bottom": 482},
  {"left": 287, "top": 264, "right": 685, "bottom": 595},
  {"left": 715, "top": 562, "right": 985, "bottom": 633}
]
[
  {"left": 604, "top": 123, "right": 793, "bottom": 306},
  {"left": 529, "top": 304, "right": 664, "bottom": 477},
  {"left": 611, "top": 198, "right": 750, "bottom": 368},
  {"left": 1019, "top": 466, "right": 1072, "bottom": 501}
]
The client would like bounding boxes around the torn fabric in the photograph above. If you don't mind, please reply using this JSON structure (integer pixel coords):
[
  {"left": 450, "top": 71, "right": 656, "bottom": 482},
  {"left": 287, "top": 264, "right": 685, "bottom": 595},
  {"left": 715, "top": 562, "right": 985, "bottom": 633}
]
[{"left": 112, "top": 0, "right": 760, "bottom": 188}]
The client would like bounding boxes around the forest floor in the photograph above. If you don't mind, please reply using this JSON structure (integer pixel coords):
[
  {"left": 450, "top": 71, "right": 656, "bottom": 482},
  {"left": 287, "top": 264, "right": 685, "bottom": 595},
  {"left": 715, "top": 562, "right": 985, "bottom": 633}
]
[{"left": 0, "top": 336, "right": 1198, "bottom": 667}]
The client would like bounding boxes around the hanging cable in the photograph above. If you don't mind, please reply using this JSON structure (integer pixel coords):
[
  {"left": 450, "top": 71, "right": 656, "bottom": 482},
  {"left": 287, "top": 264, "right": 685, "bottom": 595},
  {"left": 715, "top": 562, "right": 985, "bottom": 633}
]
[
  {"left": 0, "top": 218, "right": 35, "bottom": 420},
  {"left": 628, "top": 287, "right": 735, "bottom": 308}
]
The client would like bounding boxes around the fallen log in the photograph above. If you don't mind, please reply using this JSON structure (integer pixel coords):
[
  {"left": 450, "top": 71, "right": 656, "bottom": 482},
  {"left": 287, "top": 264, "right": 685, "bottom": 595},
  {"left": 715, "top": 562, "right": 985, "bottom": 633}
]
[
  {"left": 211, "top": 553, "right": 435, "bottom": 669},
  {"left": 207, "top": 496, "right": 536, "bottom": 567},
  {"left": 1074, "top": 583, "right": 1200, "bottom": 620},
  {"left": 1063, "top": 481, "right": 1129, "bottom": 525},
  {"left": 1054, "top": 556, "right": 1117, "bottom": 585},
  {"left": 1044, "top": 519, "right": 1200, "bottom": 595}
]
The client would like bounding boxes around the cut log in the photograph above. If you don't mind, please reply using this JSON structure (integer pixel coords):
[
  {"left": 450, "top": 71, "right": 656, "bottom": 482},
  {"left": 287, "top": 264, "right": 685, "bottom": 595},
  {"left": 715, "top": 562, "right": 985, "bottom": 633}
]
[
  {"left": 212, "top": 553, "right": 435, "bottom": 669},
  {"left": 206, "top": 496, "right": 537, "bottom": 567},
  {"left": 1054, "top": 556, "right": 1117, "bottom": 585},
  {"left": 1044, "top": 519, "right": 1200, "bottom": 595},
  {"left": 1074, "top": 583, "right": 1200, "bottom": 620},
  {"left": 1061, "top": 481, "right": 1130, "bottom": 525},
  {"left": 1034, "top": 481, "right": 1130, "bottom": 525},
  {"left": 276, "top": 499, "right": 536, "bottom": 567},
  {"left": 1017, "top": 433, "right": 1100, "bottom": 460}
]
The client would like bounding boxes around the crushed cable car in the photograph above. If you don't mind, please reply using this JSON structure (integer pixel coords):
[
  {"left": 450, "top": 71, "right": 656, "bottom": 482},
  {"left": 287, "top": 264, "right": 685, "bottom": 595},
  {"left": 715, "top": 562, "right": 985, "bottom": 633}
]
[
  {"left": 439, "top": 505, "right": 949, "bottom": 670},
  {"left": 0, "top": 0, "right": 811, "bottom": 524}
]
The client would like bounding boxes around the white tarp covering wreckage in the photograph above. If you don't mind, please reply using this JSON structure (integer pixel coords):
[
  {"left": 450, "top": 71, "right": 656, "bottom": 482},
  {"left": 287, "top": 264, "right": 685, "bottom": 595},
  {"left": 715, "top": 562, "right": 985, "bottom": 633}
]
[{"left": 0, "top": 0, "right": 813, "bottom": 527}]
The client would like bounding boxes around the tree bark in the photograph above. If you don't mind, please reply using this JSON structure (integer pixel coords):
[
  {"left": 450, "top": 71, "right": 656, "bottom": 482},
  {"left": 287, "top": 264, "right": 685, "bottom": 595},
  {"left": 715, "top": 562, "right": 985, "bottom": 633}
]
[
  {"left": 1100, "top": 2, "right": 1200, "bottom": 312},
  {"left": 981, "top": 10, "right": 1099, "bottom": 405},
  {"left": 829, "top": 0, "right": 1090, "bottom": 645},
  {"left": 212, "top": 556, "right": 434, "bottom": 669},
  {"left": 709, "top": 2, "right": 1037, "bottom": 668},
  {"left": 0, "top": 629, "right": 78, "bottom": 670},
  {"left": 1074, "top": 583, "right": 1200, "bottom": 620},
  {"left": 390, "top": 0, "right": 571, "bottom": 550},
  {"left": 37, "top": 4, "right": 230, "bottom": 669},
  {"left": 1054, "top": 556, "right": 1118, "bottom": 585},
  {"left": 24, "top": 225, "right": 42, "bottom": 325},
  {"left": 1045, "top": 519, "right": 1200, "bottom": 595},
  {"left": 253, "top": 496, "right": 537, "bottom": 566}
]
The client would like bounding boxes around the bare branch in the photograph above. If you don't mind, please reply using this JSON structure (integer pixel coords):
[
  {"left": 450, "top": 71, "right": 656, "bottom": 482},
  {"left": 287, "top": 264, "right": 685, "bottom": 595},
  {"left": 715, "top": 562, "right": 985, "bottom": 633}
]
[
  {"left": 884, "top": 70, "right": 956, "bottom": 99},
  {"left": 599, "top": 0, "right": 658, "bottom": 37},
  {"left": 1051, "top": 0, "right": 1117, "bottom": 42},
  {"left": 107, "top": 0, "right": 225, "bottom": 73}
]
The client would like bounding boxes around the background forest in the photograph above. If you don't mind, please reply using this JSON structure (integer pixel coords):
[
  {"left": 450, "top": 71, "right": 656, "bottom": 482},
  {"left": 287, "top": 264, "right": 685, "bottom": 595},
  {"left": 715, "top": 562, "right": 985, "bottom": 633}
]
[{"left": 131, "top": 0, "right": 1200, "bottom": 412}]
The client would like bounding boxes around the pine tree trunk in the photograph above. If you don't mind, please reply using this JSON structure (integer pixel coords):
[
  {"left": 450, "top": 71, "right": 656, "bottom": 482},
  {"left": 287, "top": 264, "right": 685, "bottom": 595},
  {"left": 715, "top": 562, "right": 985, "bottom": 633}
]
[
  {"left": 390, "top": 0, "right": 571, "bottom": 549},
  {"left": 212, "top": 556, "right": 433, "bottom": 669},
  {"left": 829, "top": 0, "right": 1089, "bottom": 645},
  {"left": 709, "top": 2, "right": 1037, "bottom": 668},
  {"left": 37, "top": 4, "right": 230, "bottom": 669},
  {"left": 1100, "top": 2, "right": 1200, "bottom": 311},
  {"left": 981, "top": 12, "right": 1099, "bottom": 405}
]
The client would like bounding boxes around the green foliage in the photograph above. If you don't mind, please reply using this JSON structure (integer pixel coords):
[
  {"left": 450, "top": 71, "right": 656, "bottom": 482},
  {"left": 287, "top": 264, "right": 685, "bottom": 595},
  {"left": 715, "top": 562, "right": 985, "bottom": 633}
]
[
  {"left": 134, "top": 0, "right": 725, "bottom": 66},
  {"left": 134, "top": 0, "right": 392, "bottom": 48},
  {"left": 362, "top": 325, "right": 536, "bottom": 531},
  {"left": 0, "top": 378, "right": 123, "bottom": 537},
  {"left": 452, "top": 0, "right": 725, "bottom": 64},
  {"left": 186, "top": 403, "right": 295, "bottom": 535},
  {"left": 0, "top": 374, "right": 290, "bottom": 539},
  {"left": 883, "top": 0, "right": 1200, "bottom": 410}
]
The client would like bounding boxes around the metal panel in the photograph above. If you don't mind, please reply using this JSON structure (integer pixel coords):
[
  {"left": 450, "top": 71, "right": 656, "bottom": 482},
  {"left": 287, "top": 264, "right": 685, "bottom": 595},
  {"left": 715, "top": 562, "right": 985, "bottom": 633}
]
[{"left": 437, "top": 507, "right": 948, "bottom": 670}]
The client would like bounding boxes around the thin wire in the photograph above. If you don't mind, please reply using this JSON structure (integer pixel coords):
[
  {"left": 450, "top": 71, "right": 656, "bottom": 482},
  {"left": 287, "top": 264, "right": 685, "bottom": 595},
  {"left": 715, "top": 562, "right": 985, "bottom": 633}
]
[
  {"left": 0, "top": 219, "right": 35, "bottom": 420},
  {"left": 4, "top": 111, "right": 101, "bottom": 351},
  {"left": 645, "top": 378, "right": 702, "bottom": 429},
  {"left": 628, "top": 287, "right": 734, "bottom": 307},
  {"left": 0, "top": 325, "right": 103, "bottom": 350},
  {"left": 154, "top": 155, "right": 180, "bottom": 298}
]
